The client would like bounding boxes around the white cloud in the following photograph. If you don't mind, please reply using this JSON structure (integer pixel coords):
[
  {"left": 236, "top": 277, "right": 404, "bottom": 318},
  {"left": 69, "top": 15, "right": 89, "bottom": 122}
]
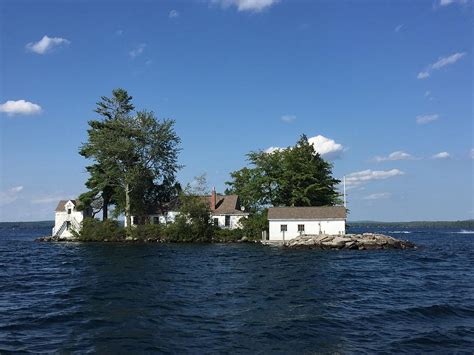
[
  {"left": 439, "top": 0, "right": 468, "bottom": 6},
  {"left": 0, "top": 100, "right": 42, "bottom": 116},
  {"left": 470, "top": 148, "right": 474, "bottom": 159},
  {"left": 417, "top": 52, "right": 466, "bottom": 79},
  {"left": 363, "top": 192, "right": 392, "bottom": 200},
  {"left": 211, "top": 0, "right": 279, "bottom": 12},
  {"left": 417, "top": 71, "right": 430, "bottom": 79},
  {"left": 281, "top": 115, "right": 296, "bottom": 123},
  {"left": 432, "top": 151, "right": 451, "bottom": 159},
  {"left": 431, "top": 52, "right": 466, "bottom": 69},
  {"left": 373, "top": 151, "right": 414, "bottom": 162},
  {"left": 264, "top": 146, "right": 284, "bottom": 154},
  {"left": 265, "top": 135, "right": 344, "bottom": 160},
  {"left": 416, "top": 114, "right": 439, "bottom": 125},
  {"left": 394, "top": 24, "right": 404, "bottom": 32},
  {"left": 129, "top": 43, "right": 146, "bottom": 58},
  {"left": 26, "top": 35, "right": 70, "bottom": 54},
  {"left": 345, "top": 169, "right": 404, "bottom": 188},
  {"left": 0, "top": 186, "right": 23, "bottom": 207},
  {"left": 169, "top": 9, "right": 180, "bottom": 18},
  {"left": 307, "top": 135, "right": 344, "bottom": 160},
  {"left": 425, "top": 90, "right": 431, "bottom": 97}
]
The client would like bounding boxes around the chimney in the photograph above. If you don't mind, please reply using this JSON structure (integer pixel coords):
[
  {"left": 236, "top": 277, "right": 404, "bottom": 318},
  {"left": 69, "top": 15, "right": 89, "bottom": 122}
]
[{"left": 211, "top": 187, "right": 216, "bottom": 210}]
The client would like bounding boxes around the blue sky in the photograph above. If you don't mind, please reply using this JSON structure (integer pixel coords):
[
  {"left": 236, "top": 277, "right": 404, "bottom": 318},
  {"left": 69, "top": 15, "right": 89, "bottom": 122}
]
[{"left": 0, "top": 0, "right": 472, "bottom": 222}]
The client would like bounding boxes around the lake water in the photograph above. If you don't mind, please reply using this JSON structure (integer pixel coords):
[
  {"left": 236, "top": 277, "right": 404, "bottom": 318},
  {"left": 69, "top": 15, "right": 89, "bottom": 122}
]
[{"left": 1, "top": 222, "right": 473, "bottom": 353}]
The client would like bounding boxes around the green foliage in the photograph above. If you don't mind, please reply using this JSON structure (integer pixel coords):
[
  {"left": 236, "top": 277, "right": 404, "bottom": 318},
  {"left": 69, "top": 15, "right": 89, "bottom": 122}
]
[
  {"left": 226, "top": 134, "right": 341, "bottom": 210},
  {"left": 213, "top": 228, "right": 244, "bottom": 242},
  {"left": 79, "top": 89, "right": 181, "bottom": 229},
  {"left": 130, "top": 224, "right": 164, "bottom": 240},
  {"left": 240, "top": 209, "right": 268, "bottom": 240},
  {"left": 76, "top": 218, "right": 126, "bottom": 241}
]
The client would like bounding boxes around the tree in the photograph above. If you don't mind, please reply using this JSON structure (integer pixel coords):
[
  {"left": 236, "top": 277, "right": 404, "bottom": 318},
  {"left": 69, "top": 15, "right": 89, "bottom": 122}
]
[
  {"left": 79, "top": 88, "right": 135, "bottom": 220},
  {"left": 226, "top": 134, "right": 341, "bottom": 210},
  {"left": 80, "top": 90, "right": 181, "bottom": 233}
]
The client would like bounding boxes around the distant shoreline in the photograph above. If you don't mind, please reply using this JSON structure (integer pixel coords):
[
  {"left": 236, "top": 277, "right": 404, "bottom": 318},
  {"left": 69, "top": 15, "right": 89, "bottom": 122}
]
[{"left": 1, "top": 220, "right": 473, "bottom": 229}]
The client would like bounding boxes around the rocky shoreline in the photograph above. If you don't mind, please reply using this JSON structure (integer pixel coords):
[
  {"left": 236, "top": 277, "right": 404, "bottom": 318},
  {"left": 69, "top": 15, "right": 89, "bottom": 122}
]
[{"left": 284, "top": 233, "right": 416, "bottom": 250}]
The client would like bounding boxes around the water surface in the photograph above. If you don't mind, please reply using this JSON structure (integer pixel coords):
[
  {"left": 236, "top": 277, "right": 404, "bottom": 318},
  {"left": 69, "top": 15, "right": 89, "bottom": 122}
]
[{"left": 1, "top": 223, "right": 473, "bottom": 353}]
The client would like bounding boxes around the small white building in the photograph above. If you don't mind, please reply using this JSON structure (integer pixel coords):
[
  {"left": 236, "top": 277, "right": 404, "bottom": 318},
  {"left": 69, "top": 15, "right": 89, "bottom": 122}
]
[
  {"left": 52, "top": 200, "right": 90, "bottom": 238},
  {"left": 127, "top": 189, "right": 249, "bottom": 229},
  {"left": 267, "top": 206, "right": 347, "bottom": 241}
]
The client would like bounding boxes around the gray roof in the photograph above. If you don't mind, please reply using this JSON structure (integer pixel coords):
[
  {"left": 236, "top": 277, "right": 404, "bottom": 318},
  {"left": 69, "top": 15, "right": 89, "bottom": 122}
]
[
  {"left": 268, "top": 206, "right": 347, "bottom": 220},
  {"left": 55, "top": 200, "right": 77, "bottom": 212},
  {"left": 201, "top": 194, "right": 248, "bottom": 216}
]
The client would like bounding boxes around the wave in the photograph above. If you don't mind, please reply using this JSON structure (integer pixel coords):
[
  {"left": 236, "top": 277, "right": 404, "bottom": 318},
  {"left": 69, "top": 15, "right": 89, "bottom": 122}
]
[
  {"left": 455, "top": 230, "right": 474, "bottom": 234},
  {"left": 387, "top": 231, "right": 412, "bottom": 234}
]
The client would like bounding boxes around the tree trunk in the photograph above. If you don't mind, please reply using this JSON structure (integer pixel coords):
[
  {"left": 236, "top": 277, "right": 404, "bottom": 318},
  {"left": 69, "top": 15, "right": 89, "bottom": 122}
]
[
  {"left": 125, "top": 182, "right": 132, "bottom": 235},
  {"left": 102, "top": 195, "right": 109, "bottom": 221}
]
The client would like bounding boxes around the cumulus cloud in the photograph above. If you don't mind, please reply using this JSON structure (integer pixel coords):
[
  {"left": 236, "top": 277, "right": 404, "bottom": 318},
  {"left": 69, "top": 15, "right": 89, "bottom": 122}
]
[
  {"left": 345, "top": 169, "right": 404, "bottom": 188},
  {"left": 0, "top": 186, "right": 24, "bottom": 207},
  {"left": 394, "top": 24, "right": 404, "bottom": 32},
  {"left": 416, "top": 114, "right": 439, "bottom": 125},
  {"left": 417, "top": 52, "right": 466, "bottom": 79},
  {"left": 264, "top": 146, "right": 284, "bottom": 154},
  {"left": 169, "top": 9, "right": 180, "bottom": 18},
  {"left": 373, "top": 151, "right": 414, "bottom": 162},
  {"left": 281, "top": 115, "right": 296, "bottom": 123},
  {"left": 26, "top": 35, "right": 70, "bottom": 54},
  {"left": 363, "top": 192, "right": 392, "bottom": 200},
  {"left": 129, "top": 43, "right": 146, "bottom": 58},
  {"left": 432, "top": 151, "right": 451, "bottom": 159},
  {"left": 211, "top": 0, "right": 279, "bottom": 12},
  {"left": 265, "top": 135, "right": 344, "bottom": 160},
  {"left": 307, "top": 135, "right": 344, "bottom": 160},
  {"left": 0, "top": 100, "right": 42, "bottom": 116}
]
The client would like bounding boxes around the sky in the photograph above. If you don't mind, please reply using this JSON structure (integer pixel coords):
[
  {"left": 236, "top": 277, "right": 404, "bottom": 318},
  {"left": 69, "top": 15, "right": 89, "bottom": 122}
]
[{"left": 0, "top": 0, "right": 472, "bottom": 222}]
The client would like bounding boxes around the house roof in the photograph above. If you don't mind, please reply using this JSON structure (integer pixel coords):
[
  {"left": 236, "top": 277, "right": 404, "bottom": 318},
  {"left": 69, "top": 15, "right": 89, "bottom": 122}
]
[
  {"left": 55, "top": 200, "right": 77, "bottom": 212},
  {"left": 202, "top": 194, "right": 248, "bottom": 216},
  {"left": 268, "top": 206, "right": 347, "bottom": 220}
]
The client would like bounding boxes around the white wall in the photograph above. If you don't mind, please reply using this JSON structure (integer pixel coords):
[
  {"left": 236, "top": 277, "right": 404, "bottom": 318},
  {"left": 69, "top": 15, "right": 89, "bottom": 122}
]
[
  {"left": 52, "top": 201, "right": 85, "bottom": 238},
  {"left": 127, "top": 212, "right": 247, "bottom": 230},
  {"left": 269, "top": 219, "right": 346, "bottom": 241},
  {"left": 211, "top": 214, "right": 247, "bottom": 229}
]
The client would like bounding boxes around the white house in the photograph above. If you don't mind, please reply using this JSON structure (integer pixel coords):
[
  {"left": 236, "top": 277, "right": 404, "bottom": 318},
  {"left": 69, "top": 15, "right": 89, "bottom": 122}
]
[
  {"left": 267, "top": 206, "right": 347, "bottom": 241},
  {"left": 127, "top": 188, "right": 249, "bottom": 229},
  {"left": 52, "top": 200, "right": 91, "bottom": 238}
]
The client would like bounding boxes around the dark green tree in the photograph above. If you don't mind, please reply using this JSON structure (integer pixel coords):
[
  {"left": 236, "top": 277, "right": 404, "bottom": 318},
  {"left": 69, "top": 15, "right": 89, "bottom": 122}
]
[
  {"left": 80, "top": 90, "right": 181, "bottom": 232},
  {"left": 226, "top": 134, "right": 341, "bottom": 210},
  {"left": 79, "top": 88, "right": 135, "bottom": 220}
]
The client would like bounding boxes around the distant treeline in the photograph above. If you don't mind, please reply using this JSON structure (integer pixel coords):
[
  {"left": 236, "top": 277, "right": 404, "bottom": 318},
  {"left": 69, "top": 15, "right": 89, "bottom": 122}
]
[
  {"left": 349, "top": 220, "right": 474, "bottom": 230},
  {"left": 0, "top": 221, "right": 54, "bottom": 229}
]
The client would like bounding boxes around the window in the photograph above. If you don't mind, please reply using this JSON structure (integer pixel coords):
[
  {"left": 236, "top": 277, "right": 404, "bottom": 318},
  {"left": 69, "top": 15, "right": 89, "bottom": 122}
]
[
  {"left": 280, "top": 224, "right": 287, "bottom": 232},
  {"left": 153, "top": 216, "right": 160, "bottom": 224},
  {"left": 132, "top": 216, "right": 139, "bottom": 225},
  {"left": 66, "top": 221, "right": 71, "bottom": 230},
  {"left": 67, "top": 208, "right": 72, "bottom": 215},
  {"left": 213, "top": 218, "right": 219, "bottom": 226},
  {"left": 298, "top": 224, "right": 305, "bottom": 232},
  {"left": 225, "top": 215, "right": 231, "bottom": 227}
]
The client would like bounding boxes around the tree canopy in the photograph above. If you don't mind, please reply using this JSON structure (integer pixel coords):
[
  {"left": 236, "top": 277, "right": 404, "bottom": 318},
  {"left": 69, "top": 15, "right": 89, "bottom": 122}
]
[
  {"left": 225, "top": 135, "right": 341, "bottom": 211},
  {"left": 79, "top": 89, "right": 181, "bottom": 230}
]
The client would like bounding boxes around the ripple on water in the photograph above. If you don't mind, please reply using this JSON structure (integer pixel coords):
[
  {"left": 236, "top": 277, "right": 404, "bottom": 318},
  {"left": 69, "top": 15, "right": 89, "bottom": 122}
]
[{"left": 0, "top": 225, "right": 473, "bottom": 352}]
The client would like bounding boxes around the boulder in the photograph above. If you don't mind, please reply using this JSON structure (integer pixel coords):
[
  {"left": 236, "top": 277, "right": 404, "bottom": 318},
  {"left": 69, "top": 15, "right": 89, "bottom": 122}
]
[{"left": 283, "top": 233, "right": 416, "bottom": 250}]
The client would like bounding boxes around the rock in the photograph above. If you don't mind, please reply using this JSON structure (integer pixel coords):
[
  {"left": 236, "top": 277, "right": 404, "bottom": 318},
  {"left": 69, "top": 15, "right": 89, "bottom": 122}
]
[{"left": 283, "top": 233, "right": 416, "bottom": 250}]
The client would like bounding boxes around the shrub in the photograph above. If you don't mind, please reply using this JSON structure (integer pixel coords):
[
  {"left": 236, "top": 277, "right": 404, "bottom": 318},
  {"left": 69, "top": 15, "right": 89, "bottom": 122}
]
[
  {"left": 130, "top": 224, "right": 163, "bottom": 240},
  {"left": 77, "top": 218, "right": 126, "bottom": 241},
  {"left": 213, "top": 228, "right": 243, "bottom": 242}
]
